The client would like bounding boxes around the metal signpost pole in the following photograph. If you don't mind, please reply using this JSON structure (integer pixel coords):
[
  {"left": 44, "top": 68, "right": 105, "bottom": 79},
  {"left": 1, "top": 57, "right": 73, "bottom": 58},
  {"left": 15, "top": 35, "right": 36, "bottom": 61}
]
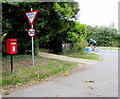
[{"left": 31, "top": 8, "right": 35, "bottom": 67}]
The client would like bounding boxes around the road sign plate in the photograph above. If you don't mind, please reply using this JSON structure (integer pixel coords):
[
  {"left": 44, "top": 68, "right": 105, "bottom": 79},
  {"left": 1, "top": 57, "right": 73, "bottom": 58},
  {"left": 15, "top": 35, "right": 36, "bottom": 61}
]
[
  {"left": 28, "top": 28, "right": 36, "bottom": 37},
  {"left": 25, "top": 10, "right": 38, "bottom": 25}
]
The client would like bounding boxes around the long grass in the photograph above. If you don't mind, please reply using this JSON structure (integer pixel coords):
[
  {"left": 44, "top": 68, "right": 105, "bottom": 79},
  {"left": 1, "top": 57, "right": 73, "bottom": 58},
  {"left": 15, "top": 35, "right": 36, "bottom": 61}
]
[{"left": 2, "top": 55, "right": 78, "bottom": 88}]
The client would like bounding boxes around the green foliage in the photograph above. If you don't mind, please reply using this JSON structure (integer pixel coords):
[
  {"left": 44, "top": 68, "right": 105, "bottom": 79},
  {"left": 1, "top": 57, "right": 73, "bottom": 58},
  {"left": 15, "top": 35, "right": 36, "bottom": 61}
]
[
  {"left": 86, "top": 25, "right": 120, "bottom": 47},
  {"left": 66, "top": 31, "right": 79, "bottom": 42},
  {"left": 71, "top": 39, "right": 88, "bottom": 53},
  {"left": 54, "top": 2, "right": 75, "bottom": 18},
  {"left": 61, "top": 22, "right": 87, "bottom": 54},
  {"left": 64, "top": 22, "right": 87, "bottom": 43},
  {"left": 2, "top": 2, "right": 81, "bottom": 54},
  {"left": 72, "top": 22, "right": 87, "bottom": 40}
]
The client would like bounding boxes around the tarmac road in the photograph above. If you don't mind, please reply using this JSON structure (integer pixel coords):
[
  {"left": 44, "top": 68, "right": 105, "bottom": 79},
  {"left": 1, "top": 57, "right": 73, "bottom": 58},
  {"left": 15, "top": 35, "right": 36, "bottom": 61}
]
[{"left": 3, "top": 50, "right": 118, "bottom": 97}]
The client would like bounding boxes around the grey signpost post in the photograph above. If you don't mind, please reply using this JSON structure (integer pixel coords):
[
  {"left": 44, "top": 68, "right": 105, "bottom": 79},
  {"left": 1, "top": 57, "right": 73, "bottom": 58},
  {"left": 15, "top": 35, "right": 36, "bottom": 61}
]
[
  {"left": 25, "top": 8, "right": 38, "bottom": 67},
  {"left": 31, "top": 8, "right": 35, "bottom": 67}
]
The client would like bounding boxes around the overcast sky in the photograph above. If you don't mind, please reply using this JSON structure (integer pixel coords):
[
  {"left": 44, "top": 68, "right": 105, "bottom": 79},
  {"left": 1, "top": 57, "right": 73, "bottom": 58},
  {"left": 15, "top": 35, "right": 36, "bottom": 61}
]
[{"left": 76, "top": 0, "right": 119, "bottom": 29}]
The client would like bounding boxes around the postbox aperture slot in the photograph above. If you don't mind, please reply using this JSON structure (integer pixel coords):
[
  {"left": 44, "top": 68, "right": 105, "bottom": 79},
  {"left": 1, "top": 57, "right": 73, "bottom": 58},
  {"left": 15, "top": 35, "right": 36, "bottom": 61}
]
[{"left": 11, "top": 41, "right": 16, "bottom": 44}]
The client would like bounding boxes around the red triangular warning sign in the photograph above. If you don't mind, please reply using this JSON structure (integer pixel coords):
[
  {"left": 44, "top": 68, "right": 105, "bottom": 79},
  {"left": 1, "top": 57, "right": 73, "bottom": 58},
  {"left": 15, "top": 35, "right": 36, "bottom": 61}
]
[{"left": 25, "top": 10, "right": 38, "bottom": 25}]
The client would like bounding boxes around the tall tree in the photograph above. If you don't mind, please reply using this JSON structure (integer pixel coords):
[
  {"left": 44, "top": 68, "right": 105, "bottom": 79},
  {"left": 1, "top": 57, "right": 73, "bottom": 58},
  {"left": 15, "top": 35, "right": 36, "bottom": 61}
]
[{"left": 2, "top": 2, "right": 80, "bottom": 54}]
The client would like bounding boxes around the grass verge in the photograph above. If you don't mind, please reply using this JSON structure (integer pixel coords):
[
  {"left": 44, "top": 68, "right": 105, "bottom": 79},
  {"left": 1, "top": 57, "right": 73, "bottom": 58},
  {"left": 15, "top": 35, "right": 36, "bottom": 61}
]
[
  {"left": 63, "top": 52, "right": 100, "bottom": 60},
  {"left": 39, "top": 48, "right": 100, "bottom": 60},
  {"left": 2, "top": 54, "right": 78, "bottom": 89},
  {"left": 99, "top": 47, "right": 120, "bottom": 50}
]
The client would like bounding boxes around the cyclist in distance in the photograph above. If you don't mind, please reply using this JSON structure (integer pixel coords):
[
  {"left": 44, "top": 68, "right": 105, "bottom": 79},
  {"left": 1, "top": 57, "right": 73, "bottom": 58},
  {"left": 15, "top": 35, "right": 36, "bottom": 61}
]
[{"left": 89, "top": 39, "right": 97, "bottom": 51}]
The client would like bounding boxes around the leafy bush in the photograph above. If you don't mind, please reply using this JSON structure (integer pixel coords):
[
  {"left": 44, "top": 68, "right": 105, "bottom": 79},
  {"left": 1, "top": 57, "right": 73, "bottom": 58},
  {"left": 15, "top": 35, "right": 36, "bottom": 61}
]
[
  {"left": 71, "top": 39, "right": 88, "bottom": 53},
  {"left": 86, "top": 25, "right": 120, "bottom": 47}
]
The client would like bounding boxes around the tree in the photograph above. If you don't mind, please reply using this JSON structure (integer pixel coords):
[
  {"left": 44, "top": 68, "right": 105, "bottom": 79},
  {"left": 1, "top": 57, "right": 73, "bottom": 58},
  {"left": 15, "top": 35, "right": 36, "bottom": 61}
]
[
  {"left": 2, "top": 2, "right": 81, "bottom": 54},
  {"left": 86, "top": 25, "right": 119, "bottom": 47}
]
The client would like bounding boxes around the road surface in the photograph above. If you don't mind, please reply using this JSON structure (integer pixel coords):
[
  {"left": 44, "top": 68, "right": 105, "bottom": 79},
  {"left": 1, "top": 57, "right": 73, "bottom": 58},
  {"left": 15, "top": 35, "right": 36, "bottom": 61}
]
[{"left": 3, "top": 50, "right": 118, "bottom": 97}]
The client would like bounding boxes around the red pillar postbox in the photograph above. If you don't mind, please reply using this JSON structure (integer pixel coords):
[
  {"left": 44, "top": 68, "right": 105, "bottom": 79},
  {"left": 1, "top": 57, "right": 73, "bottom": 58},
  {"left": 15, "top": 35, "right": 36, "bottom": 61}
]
[{"left": 6, "top": 39, "right": 17, "bottom": 54}]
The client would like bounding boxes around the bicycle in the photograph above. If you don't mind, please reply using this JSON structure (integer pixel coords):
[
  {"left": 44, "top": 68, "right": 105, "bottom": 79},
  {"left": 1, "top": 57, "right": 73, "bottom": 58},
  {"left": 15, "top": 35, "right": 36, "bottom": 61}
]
[{"left": 89, "top": 45, "right": 100, "bottom": 52}]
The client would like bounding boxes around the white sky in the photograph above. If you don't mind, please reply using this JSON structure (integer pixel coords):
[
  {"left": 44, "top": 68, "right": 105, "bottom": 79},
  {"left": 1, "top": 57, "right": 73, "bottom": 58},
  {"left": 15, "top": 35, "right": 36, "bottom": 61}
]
[{"left": 76, "top": 0, "right": 119, "bottom": 29}]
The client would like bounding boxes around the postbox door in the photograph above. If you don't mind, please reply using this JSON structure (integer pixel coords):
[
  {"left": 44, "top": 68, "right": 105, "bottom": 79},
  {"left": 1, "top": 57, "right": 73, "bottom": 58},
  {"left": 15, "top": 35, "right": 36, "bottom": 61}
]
[{"left": 10, "top": 41, "right": 17, "bottom": 54}]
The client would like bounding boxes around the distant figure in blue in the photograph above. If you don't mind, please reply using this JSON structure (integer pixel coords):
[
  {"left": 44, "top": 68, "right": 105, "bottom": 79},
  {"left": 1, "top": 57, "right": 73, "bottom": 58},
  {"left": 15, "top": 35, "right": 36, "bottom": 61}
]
[{"left": 89, "top": 39, "right": 97, "bottom": 51}]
